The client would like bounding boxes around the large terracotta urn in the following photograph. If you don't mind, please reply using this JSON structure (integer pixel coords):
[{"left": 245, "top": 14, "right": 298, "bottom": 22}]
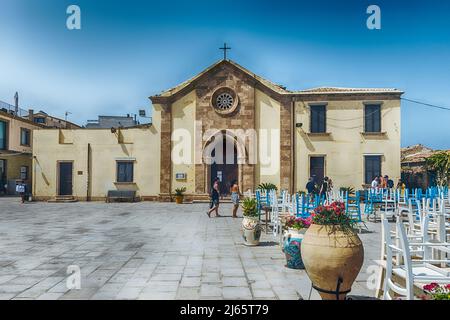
[
  {"left": 241, "top": 217, "right": 261, "bottom": 246},
  {"left": 301, "top": 224, "right": 364, "bottom": 300}
]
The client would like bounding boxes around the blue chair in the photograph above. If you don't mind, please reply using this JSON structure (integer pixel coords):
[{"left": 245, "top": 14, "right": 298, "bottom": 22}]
[{"left": 346, "top": 191, "right": 362, "bottom": 223}]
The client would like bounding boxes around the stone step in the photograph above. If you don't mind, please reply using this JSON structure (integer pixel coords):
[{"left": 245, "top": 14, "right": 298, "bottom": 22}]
[{"left": 48, "top": 196, "right": 78, "bottom": 203}]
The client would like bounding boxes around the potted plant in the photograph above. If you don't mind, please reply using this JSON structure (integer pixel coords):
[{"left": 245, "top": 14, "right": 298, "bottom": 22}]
[
  {"left": 300, "top": 201, "right": 364, "bottom": 300},
  {"left": 241, "top": 197, "right": 261, "bottom": 246},
  {"left": 174, "top": 187, "right": 186, "bottom": 204},
  {"left": 339, "top": 186, "right": 355, "bottom": 195},
  {"left": 257, "top": 182, "right": 278, "bottom": 191},
  {"left": 282, "top": 216, "right": 311, "bottom": 269}
]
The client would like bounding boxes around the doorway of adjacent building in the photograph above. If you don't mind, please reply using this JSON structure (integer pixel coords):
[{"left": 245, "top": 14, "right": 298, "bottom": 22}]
[
  {"left": 58, "top": 162, "right": 73, "bottom": 196},
  {"left": 209, "top": 135, "right": 238, "bottom": 196}
]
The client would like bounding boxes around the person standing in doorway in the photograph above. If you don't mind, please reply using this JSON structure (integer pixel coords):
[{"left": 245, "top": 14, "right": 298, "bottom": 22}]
[
  {"left": 230, "top": 180, "right": 240, "bottom": 218},
  {"left": 207, "top": 177, "right": 221, "bottom": 218}
]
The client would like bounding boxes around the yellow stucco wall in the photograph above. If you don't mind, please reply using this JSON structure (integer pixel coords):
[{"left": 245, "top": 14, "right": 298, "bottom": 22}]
[
  {"left": 32, "top": 126, "right": 160, "bottom": 200},
  {"left": 0, "top": 113, "right": 41, "bottom": 194},
  {"left": 170, "top": 91, "right": 196, "bottom": 193},
  {"left": 255, "top": 89, "right": 281, "bottom": 188},
  {"left": 295, "top": 99, "right": 401, "bottom": 191},
  {"left": 0, "top": 113, "right": 40, "bottom": 153}
]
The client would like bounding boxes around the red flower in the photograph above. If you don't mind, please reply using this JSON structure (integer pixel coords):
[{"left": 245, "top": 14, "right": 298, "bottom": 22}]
[{"left": 423, "top": 283, "right": 439, "bottom": 292}]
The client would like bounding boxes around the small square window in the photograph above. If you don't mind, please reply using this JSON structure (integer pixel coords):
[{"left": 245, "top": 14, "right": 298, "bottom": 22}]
[{"left": 116, "top": 161, "right": 134, "bottom": 183}]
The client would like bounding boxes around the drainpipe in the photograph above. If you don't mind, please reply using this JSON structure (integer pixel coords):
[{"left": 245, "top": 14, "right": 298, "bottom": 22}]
[
  {"left": 32, "top": 155, "right": 36, "bottom": 200},
  {"left": 291, "top": 97, "right": 296, "bottom": 194},
  {"left": 87, "top": 143, "right": 91, "bottom": 201}
]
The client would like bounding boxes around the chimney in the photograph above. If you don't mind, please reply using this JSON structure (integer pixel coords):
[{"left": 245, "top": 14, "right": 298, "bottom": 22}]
[{"left": 28, "top": 109, "right": 34, "bottom": 122}]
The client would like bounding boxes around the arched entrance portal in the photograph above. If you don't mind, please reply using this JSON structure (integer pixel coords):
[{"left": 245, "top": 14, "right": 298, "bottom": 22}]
[{"left": 204, "top": 131, "right": 244, "bottom": 196}]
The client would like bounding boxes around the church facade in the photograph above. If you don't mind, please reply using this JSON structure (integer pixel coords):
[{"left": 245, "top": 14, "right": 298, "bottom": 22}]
[{"left": 32, "top": 60, "right": 402, "bottom": 201}]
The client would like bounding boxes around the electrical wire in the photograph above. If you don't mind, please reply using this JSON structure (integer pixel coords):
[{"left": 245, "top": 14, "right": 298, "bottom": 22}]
[{"left": 402, "top": 97, "right": 450, "bottom": 111}]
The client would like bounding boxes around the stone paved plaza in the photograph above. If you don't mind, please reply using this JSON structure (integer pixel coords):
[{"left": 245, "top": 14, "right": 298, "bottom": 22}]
[{"left": 0, "top": 198, "right": 381, "bottom": 300}]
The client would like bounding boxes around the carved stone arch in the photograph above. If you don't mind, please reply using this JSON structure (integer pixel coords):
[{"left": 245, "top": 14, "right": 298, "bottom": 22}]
[
  {"left": 202, "top": 129, "right": 247, "bottom": 165},
  {"left": 201, "top": 129, "right": 248, "bottom": 195}
]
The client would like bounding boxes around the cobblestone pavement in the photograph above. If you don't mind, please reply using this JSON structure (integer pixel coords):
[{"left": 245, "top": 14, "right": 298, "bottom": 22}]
[{"left": 0, "top": 198, "right": 381, "bottom": 300}]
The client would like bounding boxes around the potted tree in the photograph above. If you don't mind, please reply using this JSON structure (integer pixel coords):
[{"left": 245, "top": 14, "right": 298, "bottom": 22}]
[
  {"left": 174, "top": 187, "right": 186, "bottom": 204},
  {"left": 282, "top": 216, "right": 311, "bottom": 269},
  {"left": 301, "top": 201, "right": 364, "bottom": 300},
  {"left": 241, "top": 197, "right": 261, "bottom": 246}
]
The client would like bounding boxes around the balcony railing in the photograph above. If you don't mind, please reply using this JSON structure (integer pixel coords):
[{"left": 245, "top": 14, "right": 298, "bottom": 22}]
[{"left": 0, "top": 100, "right": 29, "bottom": 118}]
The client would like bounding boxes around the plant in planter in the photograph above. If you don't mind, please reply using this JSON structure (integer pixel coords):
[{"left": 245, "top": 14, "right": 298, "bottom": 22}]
[
  {"left": 257, "top": 182, "right": 278, "bottom": 191},
  {"left": 174, "top": 187, "right": 186, "bottom": 204},
  {"left": 339, "top": 186, "right": 355, "bottom": 195},
  {"left": 300, "top": 201, "right": 364, "bottom": 300},
  {"left": 420, "top": 283, "right": 450, "bottom": 300},
  {"left": 241, "top": 197, "right": 261, "bottom": 246},
  {"left": 282, "top": 216, "right": 311, "bottom": 269}
]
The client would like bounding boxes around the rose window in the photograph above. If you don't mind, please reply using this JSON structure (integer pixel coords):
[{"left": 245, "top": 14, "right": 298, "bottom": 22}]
[{"left": 211, "top": 87, "right": 238, "bottom": 115}]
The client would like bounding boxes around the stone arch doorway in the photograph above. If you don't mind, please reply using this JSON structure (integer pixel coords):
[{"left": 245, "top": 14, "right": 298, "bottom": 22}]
[{"left": 203, "top": 130, "right": 246, "bottom": 196}]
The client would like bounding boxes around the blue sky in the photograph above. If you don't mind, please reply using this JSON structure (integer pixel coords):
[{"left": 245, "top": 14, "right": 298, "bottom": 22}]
[{"left": 0, "top": 0, "right": 449, "bottom": 148}]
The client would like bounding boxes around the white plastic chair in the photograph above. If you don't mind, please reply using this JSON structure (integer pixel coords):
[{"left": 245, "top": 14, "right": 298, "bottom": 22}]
[{"left": 382, "top": 218, "right": 450, "bottom": 300}]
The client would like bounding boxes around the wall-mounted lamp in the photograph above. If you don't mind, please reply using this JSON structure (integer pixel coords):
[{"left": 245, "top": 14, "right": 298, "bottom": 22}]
[{"left": 295, "top": 123, "right": 303, "bottom": 128}]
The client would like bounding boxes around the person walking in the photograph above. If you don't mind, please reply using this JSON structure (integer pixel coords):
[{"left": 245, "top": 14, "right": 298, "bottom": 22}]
[
  {"left": 230, "top": 180, "right": 240, "bottom": 218},
  {"left": 305, "top": 177, "right": 316, "bottom": 202},
  {"left": 16, "top": 181, "right": 26, "bottom": 203},
  {"left": 328, "top": 178, "right": 334, "bottom": 192},
  {"left": 319, "top": 176, "right": 329, "bottom": 199},
  {"left": 385, "top": 175, "right": 394, "bottom": 189},
  {"left": 207, "top": 178, "right": 220, "bottom": 218}
]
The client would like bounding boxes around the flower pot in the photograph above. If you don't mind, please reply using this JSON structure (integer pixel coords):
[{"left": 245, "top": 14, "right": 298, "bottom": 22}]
[
  {"left": 301, "top": 224, "right": 364, "bottom": 300},
  {"left": 282, "top": 228, "right": 307, "bottom": 269},
  {"left": 175, "top": 195, "right": 183, "bottom": 204},
  {"left": 241, "top": 217, "right": 261, "bottom": 246}
]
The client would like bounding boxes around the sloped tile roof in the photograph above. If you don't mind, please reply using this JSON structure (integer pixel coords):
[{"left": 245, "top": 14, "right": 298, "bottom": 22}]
[{"left": 150, "top": 60, "right": 403, "bottom": 101}]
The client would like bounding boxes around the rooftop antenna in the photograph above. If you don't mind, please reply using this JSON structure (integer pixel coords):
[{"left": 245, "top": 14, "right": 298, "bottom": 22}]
[
  {"left": 65, "top": 111, "right": 72, "bottom": 121},
  {"left": 14, "top": 92, "right": 19, "bottom": 115}
]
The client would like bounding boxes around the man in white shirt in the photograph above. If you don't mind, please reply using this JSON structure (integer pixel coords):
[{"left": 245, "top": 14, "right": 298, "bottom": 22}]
[
  {"left": 371, "top": 176, "right": 379, "bottom": 189},
  {"left": 15, "top": 181, "right": 26, "bottom": 203}
]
